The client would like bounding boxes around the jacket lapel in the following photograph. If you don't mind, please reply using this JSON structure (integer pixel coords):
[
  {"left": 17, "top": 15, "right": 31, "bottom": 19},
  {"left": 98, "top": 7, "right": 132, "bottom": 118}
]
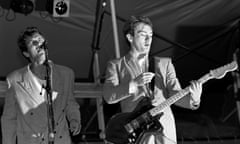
[
  {"left": 17, "top": 66, "right": 32, "bottom": 92},
  {"left": 125, "top": 53, "right": 142, "bottom": 79}
]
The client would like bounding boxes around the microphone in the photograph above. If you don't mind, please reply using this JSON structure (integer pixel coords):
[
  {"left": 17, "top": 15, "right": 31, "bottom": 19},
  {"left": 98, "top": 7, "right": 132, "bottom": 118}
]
[
  {"left": 40, "top": 40, "right": 48, "bottom": 50},
  {"left": 41, "top": 40, "right": 50, "bottom": 65}
]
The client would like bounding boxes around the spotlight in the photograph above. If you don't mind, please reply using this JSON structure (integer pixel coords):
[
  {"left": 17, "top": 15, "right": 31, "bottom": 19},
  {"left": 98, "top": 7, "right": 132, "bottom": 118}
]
[
  {"left": 11, "top": 0, "right": 35, "bottom": 15},
  {"left": 53, "top": 0, "right": 70, "bottom": 17}
]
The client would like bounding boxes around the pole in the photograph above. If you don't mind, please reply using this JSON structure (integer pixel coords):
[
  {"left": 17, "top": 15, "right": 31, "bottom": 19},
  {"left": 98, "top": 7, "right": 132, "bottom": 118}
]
[
  {"left": 44, "top": 42, "right": 55, "bottom": 144},
  {"left": 109, "top": 0, "right": 120, "bottom": 58},
  {"left": 236, "top": 20, "right": 240, "bottom": 124},
  {"left": 90, "top": 0, "right": 106, "bottom": 140}
]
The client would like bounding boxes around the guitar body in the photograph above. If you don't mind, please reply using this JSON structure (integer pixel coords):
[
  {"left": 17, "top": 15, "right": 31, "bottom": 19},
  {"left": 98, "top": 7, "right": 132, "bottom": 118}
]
[{"left": 105, "top": 97, "right": 163, "bottom": 144}]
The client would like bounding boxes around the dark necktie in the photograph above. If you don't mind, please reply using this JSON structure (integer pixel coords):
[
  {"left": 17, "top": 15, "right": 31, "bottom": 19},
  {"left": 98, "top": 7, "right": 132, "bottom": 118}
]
[{"left": 148, "top": 57, "right": 155, "bottom": 92}]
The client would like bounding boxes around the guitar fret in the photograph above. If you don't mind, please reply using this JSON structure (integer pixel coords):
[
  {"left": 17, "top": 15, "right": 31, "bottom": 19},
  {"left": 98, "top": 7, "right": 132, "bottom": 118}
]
[{"left": 150, "top": 88, "right": 189, "bottom": 116}]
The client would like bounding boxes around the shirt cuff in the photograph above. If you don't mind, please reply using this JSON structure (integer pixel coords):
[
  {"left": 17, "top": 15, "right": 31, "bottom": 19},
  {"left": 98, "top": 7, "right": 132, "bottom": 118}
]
[{"left": 129, "top": 81, "right": 138, "bottom": 94}]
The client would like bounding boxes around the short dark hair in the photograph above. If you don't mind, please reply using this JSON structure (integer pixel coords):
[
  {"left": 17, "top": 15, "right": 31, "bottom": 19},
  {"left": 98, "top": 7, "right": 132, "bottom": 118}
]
[
  {"left": 123, "top": 15, "right": 153, "bottom": 37},
  {"left": 122, "top": 16, "right": 153, "bottom": 46},
  {"left": 17, "top": 26, "right": 43, "bottom": 53}
]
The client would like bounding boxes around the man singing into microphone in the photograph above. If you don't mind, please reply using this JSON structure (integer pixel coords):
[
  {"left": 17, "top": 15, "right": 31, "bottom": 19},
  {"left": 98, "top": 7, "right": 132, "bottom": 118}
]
[
  {"left": 1, "top": 26, "right": 81, "bottom": 144},
  {"left": 103, "top": 16, "right": 202, "bottom": 144}
]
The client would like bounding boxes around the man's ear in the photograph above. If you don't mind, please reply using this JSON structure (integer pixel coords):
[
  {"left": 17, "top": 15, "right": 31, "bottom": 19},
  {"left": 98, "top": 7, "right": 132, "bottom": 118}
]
[
  {"left": 126, "top": 34, "right": 133, "bottom": 43},
  {"left": 23, "top": 51, "right": 30, "bottom": 58}
]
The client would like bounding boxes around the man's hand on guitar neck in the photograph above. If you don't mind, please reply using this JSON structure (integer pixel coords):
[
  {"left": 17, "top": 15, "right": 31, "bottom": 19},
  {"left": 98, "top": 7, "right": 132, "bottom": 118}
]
[{"left": 189, "top": 80, "right": 202, "bottom": 109}]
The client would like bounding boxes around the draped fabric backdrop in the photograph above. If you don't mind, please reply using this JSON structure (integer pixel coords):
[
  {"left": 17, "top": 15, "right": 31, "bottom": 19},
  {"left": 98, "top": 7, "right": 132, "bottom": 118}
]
[{"left": 0, "top": 0, "right": 239, "bottom": 82}]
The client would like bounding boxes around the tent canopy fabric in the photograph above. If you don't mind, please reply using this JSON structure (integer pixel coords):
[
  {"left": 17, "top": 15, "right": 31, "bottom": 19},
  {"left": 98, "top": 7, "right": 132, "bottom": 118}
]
[{"left": 0, "top": 0, "right": 239, "bottom": 84}]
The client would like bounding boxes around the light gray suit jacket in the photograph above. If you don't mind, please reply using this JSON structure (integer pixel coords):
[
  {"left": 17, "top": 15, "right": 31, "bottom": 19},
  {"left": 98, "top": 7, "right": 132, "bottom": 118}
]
[
  {"left": 1, "top": 63, "right": 81, "bottom": 144},
  {"left": 103, "top": 53, "right": 195, "bottom": 143}
]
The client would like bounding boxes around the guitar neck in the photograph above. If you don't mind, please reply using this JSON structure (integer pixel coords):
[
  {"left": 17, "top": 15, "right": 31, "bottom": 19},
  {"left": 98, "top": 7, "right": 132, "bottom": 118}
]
[
  {"left": 125, "top": 61, "right": 237, "bottom": 134},
  {"left": 149, "top": 73, "right": 213, "bottom": 117}
]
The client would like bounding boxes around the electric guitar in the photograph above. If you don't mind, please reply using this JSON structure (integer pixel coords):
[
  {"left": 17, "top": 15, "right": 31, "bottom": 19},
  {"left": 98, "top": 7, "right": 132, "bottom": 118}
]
[{"left": 105, "top": 61, "right": 238, "bottom": 144}]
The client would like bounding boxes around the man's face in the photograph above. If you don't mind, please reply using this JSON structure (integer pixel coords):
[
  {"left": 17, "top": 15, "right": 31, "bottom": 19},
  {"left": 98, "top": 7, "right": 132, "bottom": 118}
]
[
  {"left": 129, "top": 23, "right": 153, "bottom": 54},
  {"left": 24, "top": 33, "right": 46, "bottom": 65}
]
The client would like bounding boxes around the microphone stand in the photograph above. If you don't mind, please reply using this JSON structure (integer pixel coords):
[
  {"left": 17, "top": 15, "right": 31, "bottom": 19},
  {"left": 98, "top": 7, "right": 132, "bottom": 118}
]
[{"left": 43, "top": 44, "right": 55, "bottom": 144}]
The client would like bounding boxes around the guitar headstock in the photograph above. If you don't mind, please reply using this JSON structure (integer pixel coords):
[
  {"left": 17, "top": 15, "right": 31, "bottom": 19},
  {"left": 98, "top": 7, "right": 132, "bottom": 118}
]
[{"left": 210, "top": 61, "right": 238, "bottom": 79}]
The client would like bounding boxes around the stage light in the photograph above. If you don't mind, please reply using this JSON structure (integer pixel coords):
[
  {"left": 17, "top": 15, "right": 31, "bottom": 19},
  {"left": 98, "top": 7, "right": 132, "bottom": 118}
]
[
  {"left": 10, "top": 0, "right": 35, "bottom": 15},
  {"left": 53, "top": 0, "right": 70, "bottom": 17}
]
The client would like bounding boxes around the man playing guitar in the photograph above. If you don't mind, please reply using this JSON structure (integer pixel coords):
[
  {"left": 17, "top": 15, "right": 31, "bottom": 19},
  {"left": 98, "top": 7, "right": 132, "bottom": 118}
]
[{"left": 103, "top": 15, "right": 202, "bottom": 144}]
